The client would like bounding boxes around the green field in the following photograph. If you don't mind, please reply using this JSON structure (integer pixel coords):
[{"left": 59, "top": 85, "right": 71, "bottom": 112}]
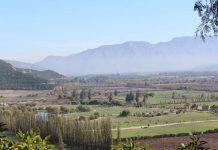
[
  {"left": 113, "top": 90, "right": 218, "bottom": 105},
  {"left": 112, "top": 122, "right": 218, "bottom": 138},
  {"left": 46, "top": 89, "right": 218, "bottom": 138},
  {"left": 111, "top": 112, "right": 218, "bottom": 128}
]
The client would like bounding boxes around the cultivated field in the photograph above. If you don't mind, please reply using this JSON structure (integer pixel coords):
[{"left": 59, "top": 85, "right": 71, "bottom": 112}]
[{"left": 2, "top": 73, "right": 218, "bottom": 149}]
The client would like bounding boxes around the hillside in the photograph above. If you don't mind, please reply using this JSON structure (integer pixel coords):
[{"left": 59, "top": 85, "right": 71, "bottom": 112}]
[
  {"left": 17, "top": 68, "right": 63, "bottom": 80},
  {"left": 6, "top": 60, "right": 46, "bottom": 71},
  {"left": 0, "top": 60, "right": 54, "bottom": 90},
  {"left": 36, "top": 36, "right": 218, "bottom": 75}
]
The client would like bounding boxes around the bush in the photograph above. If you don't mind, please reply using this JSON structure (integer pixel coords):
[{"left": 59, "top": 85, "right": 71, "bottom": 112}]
[
  {"left": 176, "top": 109, "right": 182, "bottom": 114},
  {"left": 120, "top": 110, "right": 130, "bottom": 117},
  {"left": 112, "top": 140, "right": 152, "bottom": 150},
  {"left": 89, "top": 100, "right": 103, "bottom": 105},
  {"left": 89, "top": 115, "right": 95, "bottom": 120},
  {"left": 46, "top": 106, "right": 59, "bottom": 115},
  {"left": 110, "top": 100, "right": 124, "bottom": 106},
  {"left": 60, "top": 106, "right": 69, "bottom": 114},
  {"left": 202, "top": 105, "right": 209, "bottom": 111},
  {"left": 0, "top": 128, "right": 53, "bottom": 150},
  {"left": 89, "top": 112, "right": 100, "bottom": 120},
  {"left": 94, "top": 112, "right": 100, "bottom": 117},
  {"left": 76, "top": 105, "right": 91, "bottom": 112},
  {"left": 177, "top": 135, "right": 209, "bottom": 150},
  {"left": 71, "top": 101, "right": 79, "bottom": 105},
  {"left": 78, "top": 116, "right": 86, "bottom": 121}
]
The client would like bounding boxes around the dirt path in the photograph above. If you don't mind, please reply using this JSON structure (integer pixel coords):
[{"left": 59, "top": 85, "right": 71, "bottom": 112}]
[{"left": 112, "top": 119, "right": 218, "bottom": 131}]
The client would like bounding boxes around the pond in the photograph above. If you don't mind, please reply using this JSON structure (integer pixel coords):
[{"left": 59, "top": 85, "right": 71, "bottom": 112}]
[{"left": 35, "top": 112, "right": 49, "bottom": 118}]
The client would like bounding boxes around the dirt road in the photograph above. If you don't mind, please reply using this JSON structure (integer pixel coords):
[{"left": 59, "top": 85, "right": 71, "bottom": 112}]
[{"left": 112, "top": 119, "right": 218, "bottom": 131}]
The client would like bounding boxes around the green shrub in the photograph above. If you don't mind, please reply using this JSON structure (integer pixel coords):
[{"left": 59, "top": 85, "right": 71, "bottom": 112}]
[
  {"left": 60, "top": 106, "right": 69, "bottom": 114},
  {"left": 120, "top": 110, "right": 130, "bottom": 117},
  {"left": 76, "top": 105, "right": 91, "bottom": 112},
  {"left": 177, "top": 135, "right": 209, "bottom": 150},
  {"left": 78, "top": 116, "right": 86, "bottom": 121},
  {"left": 46, "top": 106, "right": 59, "bottom": 115},
  {"left": 0, "top": 127, "right": 53, "bottom": 150},
  {"left": 113, "top": 140, "right": 152, "bottom": 150}
]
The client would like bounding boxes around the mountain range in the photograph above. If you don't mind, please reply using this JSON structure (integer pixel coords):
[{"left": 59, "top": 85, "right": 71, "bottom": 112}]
[{"left": 33, "top": 36, "right": 218, "bottom": 75}]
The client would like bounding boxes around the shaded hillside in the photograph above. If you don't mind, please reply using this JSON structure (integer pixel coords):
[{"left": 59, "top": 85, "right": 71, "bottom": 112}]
[
  {"left": 17, "top": 68, "right": 63, "bottom": 80},
  {"left": 0, "top": 60, "right": 53, "bottom": 90}
]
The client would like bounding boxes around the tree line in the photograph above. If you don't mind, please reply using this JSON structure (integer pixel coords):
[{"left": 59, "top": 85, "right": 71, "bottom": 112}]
[{"left": 0, "top": 109, "right": 112, "bottom": 150}]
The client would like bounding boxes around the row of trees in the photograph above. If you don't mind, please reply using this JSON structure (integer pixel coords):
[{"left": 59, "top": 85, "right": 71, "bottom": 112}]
[
  {"left": 0, "top": 109, "right": 112, "bottom": 149},
  {"left": 70, "top": 89, "right": 92, "bottom": 101},
  {"left": 125, "top": 91, "right": 154, "bottom": 106}
]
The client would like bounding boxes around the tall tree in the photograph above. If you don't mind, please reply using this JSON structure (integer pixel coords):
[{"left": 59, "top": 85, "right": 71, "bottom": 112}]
[
  {"left": 135, "top": 90, "right": 140, "bottom": 106},
  {"left": 80, "top": 89, "right": 86, "bottom": 100},
  {"left": 72, "top": 89, "right": 77, "bottom": 98},
  {"left": 172, "top": 92, "right": 176, "bottom": 99},
  {"left": 114, "top": 90, "right": 118, "bottom": 96},
  {"left": 125, "top": 91, "right": 135, "bottom": 103},
  {"left": 88, "top": 89, "right": 92, "bottom": 100},
  {"left": 108, "top": 93, "right": 113, "bottom": 102},
  {"left": 143, "top": 94, "right": 148, "bottom": 106}
]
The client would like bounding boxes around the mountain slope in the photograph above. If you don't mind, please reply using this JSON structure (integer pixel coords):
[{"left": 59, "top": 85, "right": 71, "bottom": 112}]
[
  {"left": 0, "top": 60, "right": 54, "bottom": 90},
  {"left": 36, "top": 36, "right": 218, "bottom": 75},
  {"left": 6, "top": 60, "right": 46, "bottom": 71},
  {"left": 17, "top": 68, "right": 63, "bottom": 80}
]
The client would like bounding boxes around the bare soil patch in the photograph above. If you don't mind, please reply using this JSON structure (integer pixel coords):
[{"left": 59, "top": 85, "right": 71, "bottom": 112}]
[{"left": 139, "top": 133, "right": 218, "bottom": 150}]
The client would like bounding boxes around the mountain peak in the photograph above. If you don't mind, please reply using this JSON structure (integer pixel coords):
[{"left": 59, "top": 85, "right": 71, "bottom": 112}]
[{"left": 36, "top": 36, "right": 218, "bottom": 75}]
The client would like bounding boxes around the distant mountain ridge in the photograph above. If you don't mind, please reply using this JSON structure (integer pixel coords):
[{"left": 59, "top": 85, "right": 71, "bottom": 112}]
[
  {"left": 6, "top": 60, "right": 46, "bottom": 71},
  {"left": 192, "top": 64, "right": 218, "bottom": 72},
  {"left": 36, "top": 36, "right": 218, "bottom": 75}
]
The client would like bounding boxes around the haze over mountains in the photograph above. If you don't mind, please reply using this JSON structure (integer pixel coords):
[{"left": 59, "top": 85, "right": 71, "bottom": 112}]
[
  {"left": 32, "top": 36, "right": 218, "bottom": 75},
  {"left": 6, "top": 60, "right": 46, "bottom": 71}
]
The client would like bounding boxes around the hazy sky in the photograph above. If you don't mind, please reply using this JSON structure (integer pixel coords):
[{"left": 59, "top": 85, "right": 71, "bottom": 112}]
[{"left": 0, "top": 0, "right": 199, "bottom": 63}]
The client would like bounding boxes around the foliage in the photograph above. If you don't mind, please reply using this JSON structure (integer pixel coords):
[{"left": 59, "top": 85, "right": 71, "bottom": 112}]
[
  {"left": 177, "top": 135, "right": 209, "bottom": 150},
  {"left": 88, "top": 89, "right": 92, "bottom": 100},
  {"left": 108, "top": 93, "right": 113, "bottom": 102},
  {"left": 17, "top": 68, "right": 63, "bottom": 80},
  {"left": 80, "top": 89, "right": 86, "bottom": 100},
  {"left": 210, "top": 104, "right": 218, "bottom": 113},
  {"left": 116, "top": 123, "right": 121, "bottom": 143},
  {"left": 0, "top": 59, "right": 53, "bottom": 90},
  {"left": 194, "top": 0, "right": 218, "bottom": 40},
  {"left": 0, "top": 122, "right": 7, "bottom": 134},
  {"left": 114, "top": 90, "right": 118, "bottom": 96},
  {"left": 60, "top": 106, "right": 69, "bottom": 114},
  {"left": 135, "top": 90, "right": 140, "bottom": 105},
  {"left": 76, "top": 105, "right": 92, "bottom": 112},
  {"left": 0, "top": 125, "right": 52, "bottom": 150},
  {"left": 46, "top": 107, "right": 59, "bottom": 115},
  {"left": 120, "top": 110, "right": 131, "bottom": 117},
  {"left": 126, "top": 92, "right": 135, "bottom": 103},
  {"left": 202, "top": 105, "right": 209, "bottom": 111},
  {"left": 113, "top": 140, "right": 152, "bottom": 150},
  {"left": 13, "top": 130, "right": 52, "bottom": 150},
  {"left": 0, "top": 110, "right": 112, "bottom": 149}
]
